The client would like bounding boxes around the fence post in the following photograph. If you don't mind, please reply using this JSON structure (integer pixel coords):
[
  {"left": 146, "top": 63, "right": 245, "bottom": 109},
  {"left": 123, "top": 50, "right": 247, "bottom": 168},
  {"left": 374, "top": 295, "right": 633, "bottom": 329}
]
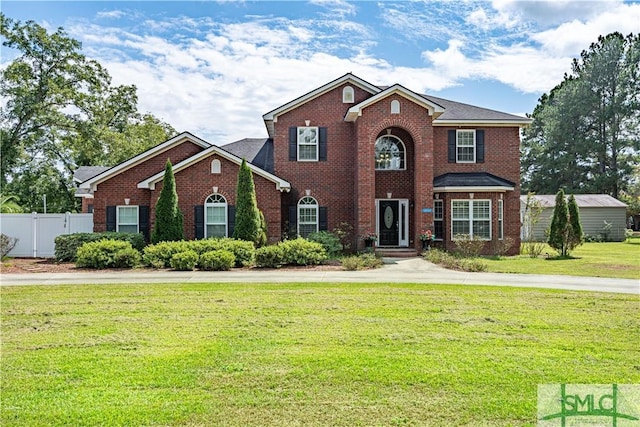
[{"left": 65, "top": 212, "right": 71, "bottom": 235}]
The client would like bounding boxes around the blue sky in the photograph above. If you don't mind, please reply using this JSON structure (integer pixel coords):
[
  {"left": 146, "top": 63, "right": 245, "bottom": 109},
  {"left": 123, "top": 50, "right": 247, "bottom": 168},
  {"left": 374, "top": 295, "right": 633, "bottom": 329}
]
[{"left": 2, "top": 0, "right": 640, "bottom": 143}]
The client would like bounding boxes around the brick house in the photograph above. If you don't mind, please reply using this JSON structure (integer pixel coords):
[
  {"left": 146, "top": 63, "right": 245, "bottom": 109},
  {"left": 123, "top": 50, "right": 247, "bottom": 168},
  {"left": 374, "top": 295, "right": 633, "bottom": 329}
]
[{"left": 77, "top": 73, "right": 531, "bottom": 254}]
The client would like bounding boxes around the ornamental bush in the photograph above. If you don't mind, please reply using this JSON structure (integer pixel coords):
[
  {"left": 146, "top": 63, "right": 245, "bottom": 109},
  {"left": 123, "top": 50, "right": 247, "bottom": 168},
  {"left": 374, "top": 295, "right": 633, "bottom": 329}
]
[
  {"left": 170, "top": 250, "right": 199, "bottom": 271},
  {"left": 452, "top": 234, "right": 485, "bottom": 258},
  {"left": 255, "top": 245, "right": 285, "bottom": 268},
  {"left": 142, "top": 241, "right": 190, "bottom": 268},
  {"left": 55, "top": 232, "right": 145, "bottom": 262},
  {"left": 341, "top": 253, "right": 383, "bottom": 270},
  {"left": 279, "top": 238, "right": 327, "bottom": 266},
  {"left": 307, "top": 231, "right": 343, "bottom": 257},
  {"left": 199, "top": 250, "right": 235, "bottom": 271},
  {"left": 76, "top": 240, "right": 141, "bottom": 269}
]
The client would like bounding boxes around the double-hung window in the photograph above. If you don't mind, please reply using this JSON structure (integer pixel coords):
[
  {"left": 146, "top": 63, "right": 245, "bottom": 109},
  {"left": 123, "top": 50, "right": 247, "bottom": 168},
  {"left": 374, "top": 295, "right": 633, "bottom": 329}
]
[
  {"left": 117, "top": 206, "right": 138, "bottom": 233},
  {"left": 297, "top": 127, "right": 318, "bottom": 161},
  {"left": 456, "top": 130, "right": 476, "bottom": 163},
  {"left": 433, "top": 200, "right": 443, "bottom": 240},
  {"left": 298, "top": 196, "right": 318, "bottom": 237},
  {"left": 452, "top": 200, "right": 491, "bottom": 240}
]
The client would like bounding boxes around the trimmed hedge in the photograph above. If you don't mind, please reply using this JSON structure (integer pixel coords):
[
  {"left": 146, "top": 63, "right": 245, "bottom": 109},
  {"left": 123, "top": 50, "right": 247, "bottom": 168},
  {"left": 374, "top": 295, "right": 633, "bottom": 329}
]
[
  {"left": 199, "top": 250, "right": 235, "bottom": 271},
  {"left": 56, "top": 232, "right": 145, "bottom": 262},
  {"left": 280, "top": 238, "right": 327, "bottom": 266},
  {"left": 170, "top": 250, "right": 199, "bottom": 271},
  {"left": 76, "top": 240, "right": 141, "bottom": 269},
  {"left": 143, "top": 238, "right": 255, "bottom": 269},
  {"left": 255, "top": 245, "right": 285, "bottom": 268}
]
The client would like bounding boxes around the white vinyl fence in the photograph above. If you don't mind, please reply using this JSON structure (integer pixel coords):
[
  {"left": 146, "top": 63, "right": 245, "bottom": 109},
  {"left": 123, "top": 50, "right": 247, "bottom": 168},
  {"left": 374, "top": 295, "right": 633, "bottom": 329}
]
[{"left": 1, "top": 213, "right": 93, "bottom": 258}]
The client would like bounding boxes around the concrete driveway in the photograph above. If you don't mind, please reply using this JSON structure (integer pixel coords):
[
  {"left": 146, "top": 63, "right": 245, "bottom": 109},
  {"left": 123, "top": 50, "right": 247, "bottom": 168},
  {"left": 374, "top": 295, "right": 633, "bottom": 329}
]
[{"left": 1, "top": 257, "right": 638, "bottom": 294}]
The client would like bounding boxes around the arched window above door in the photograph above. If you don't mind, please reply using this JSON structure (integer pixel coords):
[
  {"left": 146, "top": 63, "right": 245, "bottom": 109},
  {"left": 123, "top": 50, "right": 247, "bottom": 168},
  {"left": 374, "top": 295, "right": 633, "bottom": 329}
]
[{"left": 375, "top": 135, "right": 405, "bottom": 170}]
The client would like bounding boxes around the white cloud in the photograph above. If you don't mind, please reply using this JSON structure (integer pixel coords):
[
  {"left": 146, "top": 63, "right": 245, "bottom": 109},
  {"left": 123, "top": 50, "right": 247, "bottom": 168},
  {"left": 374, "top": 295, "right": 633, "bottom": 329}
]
[{"left": 96, "top": 10, "right": 126, "bottom": 20}]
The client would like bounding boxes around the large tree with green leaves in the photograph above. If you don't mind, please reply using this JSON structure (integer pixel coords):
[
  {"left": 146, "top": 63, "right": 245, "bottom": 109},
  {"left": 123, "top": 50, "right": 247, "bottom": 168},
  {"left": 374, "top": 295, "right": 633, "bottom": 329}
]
[
  {"left": 0, "top": 15, "right": 175, "bottom": 213},
  {"left": 522, "top": 32, "right": 640, "bottom": 198},
  {"left": 232, "top": 159, "right": 261, "bottom": 244},
  {"left": 151, "top": 160, "right": 184, "bottom": 243}
]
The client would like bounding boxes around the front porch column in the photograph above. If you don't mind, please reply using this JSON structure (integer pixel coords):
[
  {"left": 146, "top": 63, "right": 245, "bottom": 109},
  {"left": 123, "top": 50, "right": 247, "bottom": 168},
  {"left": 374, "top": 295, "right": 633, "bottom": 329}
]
[
  {"left": 414, "top": 123, "right": 434, "bottom": 251},
  {"left": 355, "top": 122, "right": 375, "bottom": 250}
]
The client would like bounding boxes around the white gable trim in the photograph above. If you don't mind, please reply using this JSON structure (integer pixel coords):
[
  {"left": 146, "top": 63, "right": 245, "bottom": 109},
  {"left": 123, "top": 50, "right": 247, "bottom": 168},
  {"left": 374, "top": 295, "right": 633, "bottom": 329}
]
[
  {"left": 434, "top": 185, "right": 515, "bottom": 193},
  {"left": 433, "top": 119, "right": 532, "bottom": 127},
  {"left": 137, "top": 146, "right": 291, "bottom": 192},
  {"left": 344, "top": 84, "right": 445, "bottom": 122},
  {"left": 79, "top": 132, "right": 211, "bottom": 191},
  {"left": 262, "top": 73, "right": 380, "bottom": 137}
]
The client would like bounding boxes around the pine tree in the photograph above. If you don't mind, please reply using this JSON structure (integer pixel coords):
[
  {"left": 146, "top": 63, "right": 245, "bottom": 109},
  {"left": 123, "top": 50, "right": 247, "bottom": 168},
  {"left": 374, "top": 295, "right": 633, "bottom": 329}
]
[
  {"left": 232, "top": 159, "right": 260, "bottom": 244},
  {"left": 567, "top": 194, "right": 584, "bottom": 252},
  {"left": 548, "top": 189, "right": 570, "bottom": 256},
  {"left": 151, "top": 159, "right": 184, "bottom": 243}
]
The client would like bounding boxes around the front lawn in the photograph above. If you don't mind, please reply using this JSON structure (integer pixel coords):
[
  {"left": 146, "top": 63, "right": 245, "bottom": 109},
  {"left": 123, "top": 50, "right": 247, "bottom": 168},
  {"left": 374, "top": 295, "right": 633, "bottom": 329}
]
[
  {"left": 483, "top": 240, "right": 640, "bottom": 279},
  {"left": 2, "top": 282, "right": 638, "bottom": 426}
]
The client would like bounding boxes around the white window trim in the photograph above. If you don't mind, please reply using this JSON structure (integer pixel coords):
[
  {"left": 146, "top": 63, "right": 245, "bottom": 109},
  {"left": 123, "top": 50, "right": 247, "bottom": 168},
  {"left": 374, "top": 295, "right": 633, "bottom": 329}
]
[
  {"left": 375, "top": 135, "right": 406, "bottom": 171},
  {"left": 498, "top": 200, "right": 504, "bottom": 240},
  {"left": 433, "top": 199, "right": 443, "bottom": 241},
  {"left": 297, "top": 196, "right": 318, "bottom": 237},
  {"left": 205, "top": 194, "right": 228, "bottom": 238},
  {"left": 211, "top": 159, "right": 221, "bottom": 174},
  {"left": 456, "top": 129, "right": 476, "bottom": 163},
  {"left": 342, "top": 86, "right": 354, "bottom": 103},
  {"left": 297, "top": 126, "right": 319, "bottom": 162},
  {"left": 116, "top": 205, "right": 139, "bottom": 233},
  {"left": 451, "top": 199, "right": 491, "bottom": 241}
]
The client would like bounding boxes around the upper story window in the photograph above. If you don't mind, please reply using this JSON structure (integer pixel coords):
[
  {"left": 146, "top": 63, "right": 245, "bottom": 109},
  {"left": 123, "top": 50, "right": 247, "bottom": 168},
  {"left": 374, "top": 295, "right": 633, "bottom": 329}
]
[
  {"left": 117, "top": 205, "right": 138, "bottom": 233},
  {"left": 205, "top": 194, "right": 227, "bottom": 238},
  {"left": 448, "top": 129, "right": 485, "bottom": 164},
  {"left": 457, "top": 130, "right": 476, "bottom": 163},
  {"left": 375, "top": 135, "right": 405, "bottom": 170},
  {"left": 298, "top": 196, "right": 318, "bottom": 237},
  {"left": 297, "top": 127, "right": 318, "bottom": 161},
  {"left": 390, "top": 100, "right": 400, "bottom": 114},
  {"left": 211, "top": 159, "right": 221, "bottom": 174},
  {"left": 342, "top": 86, "right": 354, "bottom": 103}
]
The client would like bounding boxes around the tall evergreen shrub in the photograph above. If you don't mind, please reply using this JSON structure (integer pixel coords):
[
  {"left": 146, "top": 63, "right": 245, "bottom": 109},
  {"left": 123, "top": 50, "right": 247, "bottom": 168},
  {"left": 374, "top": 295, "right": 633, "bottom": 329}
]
[
  {"left": 548, "top": 189, "right": 570, "bottom": 256},
  {"left": 232, "top": 159, "right": 260, "bottom": 244},
  {"left": 567, "top": 194, "right": 584, "bottom": 251},
  {"left": 151, "top": 159, "right": 184, "bottom": 243}
]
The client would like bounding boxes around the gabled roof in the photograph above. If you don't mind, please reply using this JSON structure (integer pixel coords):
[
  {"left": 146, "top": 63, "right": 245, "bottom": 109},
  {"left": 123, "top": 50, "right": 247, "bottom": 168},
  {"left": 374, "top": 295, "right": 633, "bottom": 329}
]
[
  {"left": 137, "top": 142, "right": 290, "bottom": 193},
  {"left": 222, "top": 138, "right": 274, "bottom": 173},
  {"left": 74, "top": 166, "right": 110, "bottom": 183},
  {"left": 262, "top": 73, "right": 381, "bottom": 137},
  {"left": 79, "top": 132, "right": 211, "bottom": 191},
  {"left": 345, "top": 84, "right": 445, "bottom": 122},
  {"left": 520, "top": 194, "right": 627, "bottom": 208},
  {"left": 433, "top": 172, "right": 515, "bottom": 192}
]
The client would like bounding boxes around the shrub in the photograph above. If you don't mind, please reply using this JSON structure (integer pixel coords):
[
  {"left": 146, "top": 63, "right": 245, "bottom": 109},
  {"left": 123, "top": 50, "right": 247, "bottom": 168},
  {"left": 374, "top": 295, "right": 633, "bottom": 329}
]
[
  {"left": 279, "top": 238, "right": 327, "bottom": 266},
  {"left": 255, "top": 245, "right": 286, "bottom": 268},
  {"left": 143, "top": 241, "right": 189, "bottom": 268},
  {"left": 492, "top": 237, "right": 515, "bottom": 257},
  {"left": 452, "top": 234, "right": 485, "bottom": 258},
  {"left": 76, "top": 240, "right": 141, "bottom": 269},
  {"left": 217, "top": 239, "right": 255, "bottom": 267},
  {"left": 151, "top": 159, "right": 184, "bottom": 243},
  {"left": 307, "top": 231, "right": 343, "bottom": 257},
  {"left": 199, "top": 250, "right": 235, "bottom": 271},
  {"left": 1, "top": 234, "right": 18, "bottom": 258},
  {"left": 170, "top": 250, "right": 199, "bottom": 271},
  {"left": 423, "top": 249, "right": 487, "bottom": 272},
  {"left": 341, "top": 253, "right": 383, "bottom": 270},
  {"left": 55, "top": 232, "right": 145, "bottom": 262}
]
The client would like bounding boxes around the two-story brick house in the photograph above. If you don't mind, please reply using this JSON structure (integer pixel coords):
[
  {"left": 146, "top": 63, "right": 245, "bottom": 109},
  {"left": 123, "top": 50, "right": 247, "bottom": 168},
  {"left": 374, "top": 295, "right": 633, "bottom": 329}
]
[{"left": 77, "top": 73, "right": 530, "bottom": 254}]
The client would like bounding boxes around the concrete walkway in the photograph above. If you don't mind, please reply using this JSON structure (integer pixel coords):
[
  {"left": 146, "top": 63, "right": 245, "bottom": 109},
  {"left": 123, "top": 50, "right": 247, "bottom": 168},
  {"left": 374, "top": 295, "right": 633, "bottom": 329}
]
[{"left": 1, "top": 257, "right": 638, "bottom": 294}]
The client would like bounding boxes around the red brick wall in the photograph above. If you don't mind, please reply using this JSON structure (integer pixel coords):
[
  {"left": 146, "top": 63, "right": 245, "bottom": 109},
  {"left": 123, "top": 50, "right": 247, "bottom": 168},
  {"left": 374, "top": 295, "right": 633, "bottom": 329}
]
[{"left": 93, "top": 141, "right": 204, "bottom": 233}]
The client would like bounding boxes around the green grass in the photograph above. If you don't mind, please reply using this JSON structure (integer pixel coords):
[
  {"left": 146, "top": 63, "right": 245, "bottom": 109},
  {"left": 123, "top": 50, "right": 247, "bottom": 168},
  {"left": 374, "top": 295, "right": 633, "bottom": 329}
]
[
  {"left": 2, "top": 283, "right": 639, "bottom": 426},
  {"left": 482, "top": 240, "right": 640, "bottom": 279}
]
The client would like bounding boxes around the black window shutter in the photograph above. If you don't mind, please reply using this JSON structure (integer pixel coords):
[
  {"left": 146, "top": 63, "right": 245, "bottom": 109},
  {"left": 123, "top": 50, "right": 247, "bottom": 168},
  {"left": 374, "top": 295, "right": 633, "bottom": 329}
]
[
  {"left": 447, "top": 130, "right": 456, "bottom": 163},
  {"left": 319, "top": 127, "right": 327, "bottom": 161},
  {"left": 476, "top": 130, "right": 485, "bottom": 163},
  {"left": 106, "top": 206, "right": 116, "bottom": 231},
  {"left": 319, "top": 207, "right": 328, "bottom": 231},
  {"left": 138, "top": 205, "right": 150, "bottom": 241},
  {"left": 227, "top": 205, "right": 236, "bottom": 237},
  {"left": 289, "top": 127, "right": 297, "bottom": 161},
  {"left": 288, "top": 205, "right": 297, "bottom": 235},
  {"left": 194, "top": 205, "right": 204, "bottom": 239}
]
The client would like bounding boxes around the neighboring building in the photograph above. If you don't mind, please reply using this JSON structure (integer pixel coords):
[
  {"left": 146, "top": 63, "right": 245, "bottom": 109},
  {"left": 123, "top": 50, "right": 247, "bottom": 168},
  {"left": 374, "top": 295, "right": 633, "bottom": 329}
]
[
  {"left": 520, "top": 194, "right": 628, "bottom": 242},
  {"left": 76, "top": 73, "right": 531, "bottom": 254}
]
